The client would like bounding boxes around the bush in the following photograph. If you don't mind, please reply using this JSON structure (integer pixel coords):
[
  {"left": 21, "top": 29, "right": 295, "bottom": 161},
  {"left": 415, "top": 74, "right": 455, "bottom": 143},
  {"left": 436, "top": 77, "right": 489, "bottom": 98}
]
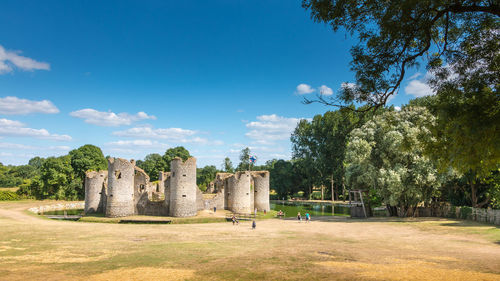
[
  {"left": 311, "top": 191, "right": 322, "bottom": 200},
  {"left": 0, "top": 190, "right": 20, "bottom": 201},
  {"left": 459, "top": 206, "right": 473, "bottom": 219}
]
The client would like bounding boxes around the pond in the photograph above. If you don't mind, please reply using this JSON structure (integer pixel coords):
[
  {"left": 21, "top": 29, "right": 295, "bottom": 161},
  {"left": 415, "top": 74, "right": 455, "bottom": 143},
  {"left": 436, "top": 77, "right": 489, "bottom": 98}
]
[
  {"left": 270, "top": 201, "right": 351, "bottom": 218},
  {"left": 43, "top": 209, "right": 84, "bottom": 216}
]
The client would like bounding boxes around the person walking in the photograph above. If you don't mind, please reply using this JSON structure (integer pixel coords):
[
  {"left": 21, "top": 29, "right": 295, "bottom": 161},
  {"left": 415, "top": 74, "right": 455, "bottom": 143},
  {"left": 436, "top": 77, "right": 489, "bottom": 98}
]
[
  {"left": 232, "top": 215, "right": 237, "bottom": 225},
  {"left": 213, "top": 206, "right": 217, "bottom": 213},
  {"left": 305, "top": 212, "right": 310, "bottom": 223},
  {"left": 297, "top": 212, "right": 302, "bottom": 223},
  {"left": 252, "top": 220, "right": 256, "bottom": 230}
]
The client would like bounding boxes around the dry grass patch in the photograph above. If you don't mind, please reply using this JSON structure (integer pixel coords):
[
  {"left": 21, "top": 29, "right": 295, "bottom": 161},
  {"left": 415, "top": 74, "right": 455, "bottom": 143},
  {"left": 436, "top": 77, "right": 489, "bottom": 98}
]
[
  {"left": 90, "top": 267, "right": 195, "bottom": 281},
  {"left": 316, "top": 258, "right": 500, "bottom": 281}
]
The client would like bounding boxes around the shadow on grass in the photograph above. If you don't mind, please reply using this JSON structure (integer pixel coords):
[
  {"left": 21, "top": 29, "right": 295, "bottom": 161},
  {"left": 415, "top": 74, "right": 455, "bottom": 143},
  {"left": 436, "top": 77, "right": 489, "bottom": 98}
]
[
  {"left": 439, "top": 220, "right": 500, "bottom": 229},
  {"left": 285, "top": 215, "right": 500, "bottom": 228}
]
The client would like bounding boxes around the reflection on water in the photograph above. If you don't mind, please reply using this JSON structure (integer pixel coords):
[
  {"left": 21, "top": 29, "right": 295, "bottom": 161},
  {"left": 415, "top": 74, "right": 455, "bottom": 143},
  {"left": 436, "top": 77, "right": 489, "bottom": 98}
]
[
  {"left": 43, "top": 209, "right": 84, "bottom": 216},
  {"left": 270, "top": 201, "right": 350, "bottom": 217}
]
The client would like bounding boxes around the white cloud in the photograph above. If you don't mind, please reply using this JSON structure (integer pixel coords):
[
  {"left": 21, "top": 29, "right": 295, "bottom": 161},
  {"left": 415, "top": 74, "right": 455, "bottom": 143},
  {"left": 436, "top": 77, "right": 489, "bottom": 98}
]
[
  {"left": 0, "top": 142, "right": 70, "bottom": 151},
  {"left": 394, "top": 106, "right": 401, "bottom": 111},
  {"left": 318, "top": 85, "right": 333, "bottom": 96},
  {"left": 341, "top": 82, "right": 357, "bottom": 90},
  {"left": 70, "top": 109, "right": 156, "bottom": 127},
  {"left": 404, "top": 79, "right": 434, "bottom": 97},
  {"left": 409, "top": 72, "right": 422, "bottom": 80},
  {"left": 0, "top": 96, "right": 59, "bottom": 115},
  {"left": 105, "top": 139, "right": 170, "bottom": 149},
  {"left": 295, "top": 83, "right": 315, "bottom": 95},
  {"left": 113, "top": 126, "right": 196, "bottom": 140},
  {"left": 245, "top": 114, "right": 310, "bottom": 143},
  {"left": 111, "top": 126, "right": 222, "bottom": 146},
  {"left": 0, "top": 45, "right": 50, "bottom": 74},
  {"left": 0, "top": 118, "right": 24, "bottom": 127},
  {"left": 0, "top": 118, "right": 71, "bottom": 141}
]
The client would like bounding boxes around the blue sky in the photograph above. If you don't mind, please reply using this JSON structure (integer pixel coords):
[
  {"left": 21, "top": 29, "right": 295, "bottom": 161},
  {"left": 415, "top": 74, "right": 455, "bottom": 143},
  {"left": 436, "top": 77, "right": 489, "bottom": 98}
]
[{"left": 0, "top": 1, "right": 432, "bottom": 167}]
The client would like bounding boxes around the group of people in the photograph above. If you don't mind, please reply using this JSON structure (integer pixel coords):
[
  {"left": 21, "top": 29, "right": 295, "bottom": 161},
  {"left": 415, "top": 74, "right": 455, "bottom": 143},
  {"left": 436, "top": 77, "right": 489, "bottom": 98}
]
[
  {"left": 230, "top": 209, "right": 311, "bottom": 229},
  {"left": 231, "top": 214, "right": 256, "bottom": 230},
  {"left": 297, "top": 212, "right": 310, "bottom": 223}
]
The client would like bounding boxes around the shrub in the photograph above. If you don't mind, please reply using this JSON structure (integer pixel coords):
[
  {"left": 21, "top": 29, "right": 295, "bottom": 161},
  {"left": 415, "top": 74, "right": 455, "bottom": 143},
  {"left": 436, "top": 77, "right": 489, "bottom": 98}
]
[{"left": 0, "top": 190, "right": 20, "bottom": 201}]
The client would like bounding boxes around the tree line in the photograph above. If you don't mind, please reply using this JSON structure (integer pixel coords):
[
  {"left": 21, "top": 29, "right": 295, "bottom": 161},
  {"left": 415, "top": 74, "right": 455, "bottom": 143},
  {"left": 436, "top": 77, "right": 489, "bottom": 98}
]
[{"left": 0, "top": 145, "right": 267, "bottom": 200}]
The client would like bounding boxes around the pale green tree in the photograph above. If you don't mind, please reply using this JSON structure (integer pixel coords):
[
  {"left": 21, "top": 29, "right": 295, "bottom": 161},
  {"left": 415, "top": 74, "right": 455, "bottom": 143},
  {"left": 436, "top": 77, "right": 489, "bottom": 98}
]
[{"left": 345, "top": 107, "right": 441, "bottom": 216}]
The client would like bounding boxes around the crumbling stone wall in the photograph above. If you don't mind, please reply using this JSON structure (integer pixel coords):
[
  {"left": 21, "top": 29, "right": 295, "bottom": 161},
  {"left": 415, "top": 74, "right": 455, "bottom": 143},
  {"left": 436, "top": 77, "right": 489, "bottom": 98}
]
[
  {"left": 84, "top": 170, "right": 108, "bottom": 214},
  {"left": 227, "top": 171, "right": 252, "bottom": 213},
  {"left": 134, "top": 166, "right": 151, "bottom": 214},
  {"left": 252, "top": 171, "right": 270, "bottom": 212},
  {"left": 158, "top": 171, "right": 169, "bottom": 194},
  {"left": 169, "top": 157, "right": 197, "bottom": 217},
  {"left": 215, "top": 173, "right": 232, "bottom": 209},
  {"left": 106, "top": 158, "right": 135, "bottom": 217},
  {"left": 202, "top": 191, "right": 225, "bottom": 211},
  {"left": 160, "top": 172, "right": 171, "bottom": 211}
]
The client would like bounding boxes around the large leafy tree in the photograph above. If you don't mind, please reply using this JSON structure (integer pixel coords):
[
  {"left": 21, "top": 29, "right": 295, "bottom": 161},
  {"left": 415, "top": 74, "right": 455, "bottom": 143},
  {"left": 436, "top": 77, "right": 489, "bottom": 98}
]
[
  {"left": 345, "top": 107, "right": 440, "bottom": 216},
  {"left": 222, "top": 157, "right": 234, "bottom": 173},
  {"left": 162, "top": 146, "right": 191, "bottom": 170},
  {"left": 69, "top": 144, "right": 108, "bottom": 185},
  {"left": 268, "top": 159, "right": 300, "bottom": 199},
  {"left": 197, "top": 165, "right": 218, "bottom": 191},
  {"left": 291, "top": 106, "right": 375, "bottom": 200},
  {"left": 302, "top": 0, "right": 499, "bottom": 109},
  {"left": 32, "top": 155, "right": 80, "bottom": 200},
  {"left": 237, "top": 147, "right": 252, "bottom": 171},
  {"left": 137, "top": 153, "right": 168, "bottom": 181}
]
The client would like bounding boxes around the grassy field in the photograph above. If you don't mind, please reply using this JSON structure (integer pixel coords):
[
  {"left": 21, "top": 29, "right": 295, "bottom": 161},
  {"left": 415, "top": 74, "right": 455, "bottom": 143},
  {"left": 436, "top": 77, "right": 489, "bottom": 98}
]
[{"left": 0, "top": 200, "right": 499, "bottom": 280}]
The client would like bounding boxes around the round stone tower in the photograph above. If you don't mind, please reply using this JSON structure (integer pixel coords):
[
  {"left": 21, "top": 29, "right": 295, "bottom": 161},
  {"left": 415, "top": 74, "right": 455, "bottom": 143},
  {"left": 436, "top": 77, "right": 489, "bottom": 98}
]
[
  {"left": 105, "top": 158, "right": 135, "bottom": 217},
  {"left": 252, "top": 171, "right": 270, "bottom": 212},
  {"left": 169, "top": 157, "right": 197, "bottom": 217},
  {"left": 84, "top": 170, "right": 108, "bottom": 214},
  {"left": 227, "top": 171, "right": 252, "bottom": 213}
]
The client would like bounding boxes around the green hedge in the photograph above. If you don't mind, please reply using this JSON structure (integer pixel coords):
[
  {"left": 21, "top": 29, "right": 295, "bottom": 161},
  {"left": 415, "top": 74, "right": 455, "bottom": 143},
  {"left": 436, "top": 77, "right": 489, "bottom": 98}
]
[{"left": 0, "top": 190, "right": 21, "bottom": 201}]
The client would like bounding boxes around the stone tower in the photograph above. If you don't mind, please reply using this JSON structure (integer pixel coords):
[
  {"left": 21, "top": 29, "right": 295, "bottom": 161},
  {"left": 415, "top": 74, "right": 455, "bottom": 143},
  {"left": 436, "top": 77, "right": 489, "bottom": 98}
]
[
  {"left": 84, "top": 170, "right": 107, "bottom": 214},
  {"left": 227, "top": 171, "right": 252, "bottom": 213},
  {"left": 106, "top": 158, "right": 135, "bottom": 217},
  {"left": 169, "top": 157, "right": 197, "bottom": 217},
  {"left": 252, "top": 171, "right": 270, "bottom": 212}
]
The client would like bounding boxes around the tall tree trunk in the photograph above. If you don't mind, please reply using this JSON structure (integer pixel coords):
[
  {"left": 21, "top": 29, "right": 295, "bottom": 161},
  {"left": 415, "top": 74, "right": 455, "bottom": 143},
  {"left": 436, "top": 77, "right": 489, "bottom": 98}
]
[
  {"left": 342, "top": 180, "right": 346, "bottom": 202},
  {"left": 471, "top": 181, "right": 478, "bottom": 207},
  {"left": 321, "top": 185, "right": 324, "bottom": 200},
  {"left": 331, "top": 175, "right": 335, "bottom": 201}
]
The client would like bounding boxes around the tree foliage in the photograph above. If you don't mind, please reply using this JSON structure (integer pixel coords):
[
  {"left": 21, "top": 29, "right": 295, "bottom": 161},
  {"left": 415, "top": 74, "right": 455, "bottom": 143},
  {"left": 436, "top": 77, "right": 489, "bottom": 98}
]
[
  {"left": 69, "top": 144, "right": 108, "bottom": 185},
  {"left": 222, "top": 157, "right": 234, "bottom": 173},
  {"left": 163, "top": 146, "right": 191, "bottom": 170},
  {"left": 302, "top": 0, "right": 499, "bottom": 108},
  {"left": 345, "top": 107, "right": 441, "bottom": 216},
  {"left": 237, "top": 147, "right": 251, "bottom": 171},
  {"left": 137, "top": 153, "right": 167, "bottom": 181},
  {"left": 291, "top": 106, "right": 378, "bottom": 199},
  {"left": 197, "top": 165, "right": 218, "bottom": 191}
]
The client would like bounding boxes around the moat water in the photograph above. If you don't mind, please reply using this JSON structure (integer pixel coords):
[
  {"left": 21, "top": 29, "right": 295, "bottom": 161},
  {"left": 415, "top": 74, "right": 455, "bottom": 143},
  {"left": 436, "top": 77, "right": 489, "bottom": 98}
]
[
  {"left": 270, "top": 201, "right": 350, "bottom": 217},
  {"left": 43, "top": 209, "right": 84, "bottom": 215}
]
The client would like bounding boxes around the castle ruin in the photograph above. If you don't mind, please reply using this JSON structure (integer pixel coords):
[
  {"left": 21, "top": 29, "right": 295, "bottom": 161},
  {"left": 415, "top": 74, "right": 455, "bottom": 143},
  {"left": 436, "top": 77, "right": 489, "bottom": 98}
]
[{"left": 84, "top": 156, "right": 270, "bottom": 218}]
